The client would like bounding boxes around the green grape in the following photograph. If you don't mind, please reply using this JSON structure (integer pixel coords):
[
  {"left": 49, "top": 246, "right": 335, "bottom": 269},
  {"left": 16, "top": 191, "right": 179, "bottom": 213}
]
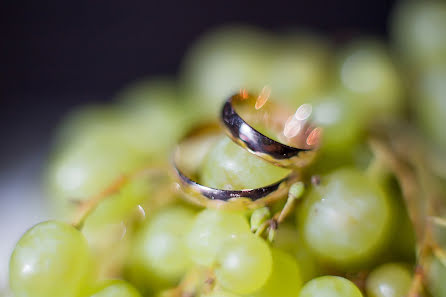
[
  {"left": 200, "top": 137, "right": 290, "bottom": 190},
  {"left": 47, "top": 78, "right": 190, "bottom": 219},
  {"left": 127, "top": 206, "right": 195, "bottom": 292},
  {"left": 203, "top": 290, "right": 241, "bottom": 297},
  {"left": 115, "top": 78, "right": 194, "bottom": 157},
  {"left": 310, "top": 92, "right": 365, "bottom": 154},
  {"left": 186, "top": 209, "right": 250, "bottom": 266},
  {"left": 215, "top": 233, "right": 272, "bottom": 294},
  {"left": 83, "top": 173, "right": 152, "bottom": 229},
  {"left": 246, "top": 248, "right": 302, "bottom": 297},
  {"left": 88, "top": 280, "right": 141, "bottom": 297},
  {"left": 297, "top": 168, "right": 392, "bottom": 268},
  {"left": 415, "top": 68, "right": 446, "bottom": 149},
  {"left": 250, "top": 207, "right": 271, "bottom": 232},
  {"left": 337, "top": 39, "right": 403, "bottom": 117},
  {"left": 272, "top": 224, "right": 320, "bottom": 282},
  {"left": 298, "top": 276, "right": 363, "bottom": 297},
  {"left": 392, "top": 0, "right": 446, "bottom": 69},
  {"left": 46, "top": 125, "right": 142, "bottom": 219},
  {"left": 432, "top": 214, "right": 446, "bottom": 249},
  {"left": 49, "top": 104, "right": 123, "bottom": 152},
  {"left": 386, "top": 180, "right": 416, "bottom": 262},
  {"left": 180, "top": 26, "right": 273, "bottom": 116},
  {"left": 266, "top": 33, "right": 332, "bottom": 106},
  {"left": 9, "top": 221, "right": 90, "bottom": 297},
  {"left": 426, "top": 256, "right": 446, "bottom": 297},
  {"left": 365, "top": 263, "right": 412, "bottom": 297},
  {"left": 80, "top": 175, "right": 153, "bottom": 278}
]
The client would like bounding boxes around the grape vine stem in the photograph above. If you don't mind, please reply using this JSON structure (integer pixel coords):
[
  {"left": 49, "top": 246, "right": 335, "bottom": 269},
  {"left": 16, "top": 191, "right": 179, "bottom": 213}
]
[
  {"left": 72, "top": 174, "right": 129, "bottom": 229},
  {"left": 370, "top": 130, "right": 446, "bottom": 297},
  {"left": 71, "top": 164, "right": 169, "bottom": 229}
]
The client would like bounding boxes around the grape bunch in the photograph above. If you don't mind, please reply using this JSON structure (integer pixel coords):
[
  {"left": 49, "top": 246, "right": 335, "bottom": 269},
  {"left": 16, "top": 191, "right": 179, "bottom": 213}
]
[{"left": 6, "top": 1, "right": 446, "bottom": 297}]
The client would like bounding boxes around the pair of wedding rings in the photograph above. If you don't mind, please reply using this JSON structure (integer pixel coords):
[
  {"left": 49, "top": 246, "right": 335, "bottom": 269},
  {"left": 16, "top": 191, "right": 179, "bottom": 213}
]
[{"left": 172, "top": 92, "right": 319, "bottom": 209}]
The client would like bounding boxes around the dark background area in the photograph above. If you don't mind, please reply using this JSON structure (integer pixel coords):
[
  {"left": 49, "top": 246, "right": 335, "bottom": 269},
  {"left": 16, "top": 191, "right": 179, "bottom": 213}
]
[{"left": 0, "top": 0, "right": 396, "bottom": 167}]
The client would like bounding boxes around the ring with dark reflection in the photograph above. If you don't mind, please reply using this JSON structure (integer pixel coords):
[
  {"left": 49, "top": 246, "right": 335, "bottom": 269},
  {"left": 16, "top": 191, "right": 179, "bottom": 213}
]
[
  {"left": 221, "top": 93, "right": 319, "bottom": 168},
  {"left": 171, "top": 123, "right": 299, "bottom": 210}
]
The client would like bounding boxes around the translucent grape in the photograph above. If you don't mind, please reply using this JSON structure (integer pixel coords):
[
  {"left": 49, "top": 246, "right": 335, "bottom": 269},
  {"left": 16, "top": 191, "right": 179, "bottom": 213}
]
[
  {"left": 82, "top": 172, "right": 152, "bottom": 233},
  {"left": 297, "top": 168, "right": 392, "bottom": 268},
  {"left": 310, "top": 92, "right": 365, "bottom": 154},
  {"left": 387, "top": 186, "right": 416, "bottom": 262},
  {"left": 203, "top": 290, "right": 241, "bottom": 297},
  {"left": 415, "top": 68, "right": 446, "bottom": 149},
  {"left": 365, "top": 263, "right": 412, "bottom": 297},
  {"left": 115, "top": 78, "right": 193, "bottom": 157},
  {"left": 127, "top": 206, "right": 195, "bottom": 292},
  {"left": 392, "top": 0, "right": 446, "bottom": 69},
  {"left": 180, "top": 26, "right": 272, "bottom": 116},
  {"left": 337, "top": 39, "right": 403, "bottom": 117},
  {"left": 247, "top": 248, "right": 302, "bottom": 297},
  {"left": 46, "top": 78, "right": 190, "bottom": 219},
  {"left": 426, "top": 256, "right": 446, "bottom": 297},
  {"left": 298, "top": 276, "right": 363, "bottom": 297},
  {"left": 9, "top": 221, "right": 90, "bottom": 297},
  {"left": 186, "top": 209, "right": 250, "bottom": 266},
  {"left": 89, "top": 280, "right": 141, "bottom": 297},
  {"left": 215, "top": 233, "right": 272, "bottom": 294},
  {"left": 272, "top": 224, "right": 320, "bottom": 282},
  {"left": 200, "top": 137, "right": 290, "bottom": 190},
  {"left": 80, "top": 175, "right": 153, "bottom": 278},
  {"left": 47, "top": 129, "right": 141, "bottom": 219},
  {"left": 266, "top": 34, "right": 332, "bottom": 107}
]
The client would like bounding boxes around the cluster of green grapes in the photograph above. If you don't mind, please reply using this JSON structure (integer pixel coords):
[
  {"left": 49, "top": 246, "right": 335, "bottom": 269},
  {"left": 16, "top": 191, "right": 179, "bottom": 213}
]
[{"left": 7, "top": 0, "right": 446, "bottom": 297}]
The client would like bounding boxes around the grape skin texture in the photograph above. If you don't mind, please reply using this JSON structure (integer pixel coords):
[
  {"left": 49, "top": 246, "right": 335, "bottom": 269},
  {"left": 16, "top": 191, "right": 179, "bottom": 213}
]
[
  {"left": 338, "top": 40, "right": 403, "bottom": 117},
  {"left": 81, "top": 176, "right": 152, "bottom": 250},
  {"left": 427, "top": 257, "right": 446, "bottom": 297},
  {"left": 9, "top": 221, "right": 90, "bottom": 297},
  {"left": 200, "top": 137, "right": 290, "bottom": 190},
  {"left": 272, "top": 224, "right": 319, "bottom": 282},
  {"left": 89, "top": 280, "right": 141, "bottom": 297},
  {"left": 204, "top": 290, "right": 241, "bottom": 297},
  {"left": 246, "top": 248, "right": 302, "bottom": 297},
  {"left": 311, "top": 93, "right": 364, "bottom": 154},
  {"left": 128, "top": 207, "right": 195, "bottom": 290},
  {"left": 180, "top": 26, "right": 272, "bottom": 116},
  {"left": 186, "top": 209, "right": 250, "bottom": 266},
  {"left": 298, "top": 168, "right": 391, "bottom": 267},
  {"left": 265, "top": 34, "right": 332, "bottom": 107},
  {"left": 392, "top": 0, "right": 446, "bottom": 69},
  {"left": 415, "top": 69, "right": 446, "bottom": 149},
  {"left": 298, "top": 276, "right": 363, "bottom": 297},
  {"left": 365, "top": 263, "right": 412, "bottom": 297},
  {"left": 215, "top": 234, "right": 272, "bottom": 295},
  {"left": 46, "top": 78, "right": 192, "bottom": 219}
]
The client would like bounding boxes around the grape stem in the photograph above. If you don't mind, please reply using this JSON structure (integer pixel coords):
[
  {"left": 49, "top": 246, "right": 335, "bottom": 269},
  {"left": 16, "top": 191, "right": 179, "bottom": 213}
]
[
  {"left": 255, "top": 182, "right": 305, "bottom": 241},
  {"left": 162, "top": 267, "right": 214, "bottom": 297},
  {"left": 72, "top": 174, "right": 129, "bottom": 229},
  {"left": 275, "top": 182, "right": 304, "bottom": 223},
  {"left": 432, "top": 243, "right": 446, "bottom": 267},
  {"left": 429, "top": 216, "right": 446, "bottom": 228},
  {"left": 71, "top": 164, "right": 169, "bottom": 229},
  {"left": 255, "top": 219, "right": 271, "bottom": 237},
  {"left": 365, "top": 152, "right": 389, "bottom": 184},
  {"left": 370, "top": 131, "right": 446, "bottom": 297}
]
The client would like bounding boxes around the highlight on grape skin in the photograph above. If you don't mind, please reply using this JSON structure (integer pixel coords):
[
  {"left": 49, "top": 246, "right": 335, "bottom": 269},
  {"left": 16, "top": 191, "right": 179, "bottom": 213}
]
[{"left": 3, "top": 1, "right": 446, "bottom": 297}]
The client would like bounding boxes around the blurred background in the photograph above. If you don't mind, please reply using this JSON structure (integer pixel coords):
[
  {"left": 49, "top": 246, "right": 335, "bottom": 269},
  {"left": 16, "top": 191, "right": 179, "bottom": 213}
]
[{"left": 1, "top": 0, "right": 445, "bottom": 293}]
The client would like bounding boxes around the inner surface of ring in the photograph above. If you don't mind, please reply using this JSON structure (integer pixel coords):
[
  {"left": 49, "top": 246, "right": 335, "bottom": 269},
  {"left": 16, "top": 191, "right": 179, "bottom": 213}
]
[
  {"left": 222, "top": 93, "right": 317, "bottom": 161},
  {"left": 173, "top": 128, "right": 295, "bottom": 203}
]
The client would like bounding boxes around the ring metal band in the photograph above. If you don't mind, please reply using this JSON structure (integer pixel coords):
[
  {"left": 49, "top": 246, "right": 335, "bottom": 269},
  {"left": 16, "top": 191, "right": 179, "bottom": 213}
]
[
  {"left": 221, "top": 93, "right": 317, "bottom": 168},
  {"left": 171, "top": 123, "right": 298, "bottom": 209}
]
